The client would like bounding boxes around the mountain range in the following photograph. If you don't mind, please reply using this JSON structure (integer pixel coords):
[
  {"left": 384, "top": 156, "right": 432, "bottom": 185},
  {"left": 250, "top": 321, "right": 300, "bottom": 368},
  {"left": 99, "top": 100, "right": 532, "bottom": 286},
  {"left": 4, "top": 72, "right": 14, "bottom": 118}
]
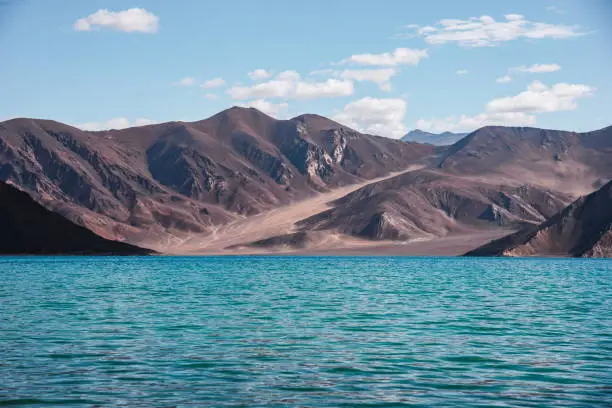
[
  {"left": 401, "top": 129, "right": 468, "bottom": 145},
  {"left": 0, "top": 108, "right": 432, "bottom": 249},
  {"left": 1, "top": 107, "right": 611, "bottom": 256}
]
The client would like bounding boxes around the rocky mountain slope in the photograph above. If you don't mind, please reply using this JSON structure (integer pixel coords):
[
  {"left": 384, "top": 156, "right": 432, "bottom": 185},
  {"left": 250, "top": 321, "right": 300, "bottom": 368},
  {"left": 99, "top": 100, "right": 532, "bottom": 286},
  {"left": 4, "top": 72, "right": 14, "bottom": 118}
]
[
  {"left": 0, "top": 181, "right": 151, "bottom": 255},
  {"left": 1, "top": 108, "right": 610, "bottom": 254},
  {"left": 291, "top": 169, "right": 571, "bottom": 242},
  {"left": 465, "top": 180, "right": 612, "bottom": 258},
  {"left": 402, "top": 129, "right": 468, "bottom": 146},
  {"left": 438, "top": 126, "right": 612, "bottom": 194},
  {"left": 254, "top": 125, "right": 612, "bottom": 248},
  {"left": 0, "top": 108, "right": 433, "bottom": 249}
]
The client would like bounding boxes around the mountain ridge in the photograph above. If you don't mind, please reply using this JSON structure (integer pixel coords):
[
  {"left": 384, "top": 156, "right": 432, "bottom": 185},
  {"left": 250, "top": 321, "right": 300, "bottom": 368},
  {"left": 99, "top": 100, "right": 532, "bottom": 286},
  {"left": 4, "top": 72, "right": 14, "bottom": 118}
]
[
  {"left": 2, "top": 108, "right": 611, "bottom": 254},
  {"left": 402, "top": 129, "right": 468, "bottom": 146}
]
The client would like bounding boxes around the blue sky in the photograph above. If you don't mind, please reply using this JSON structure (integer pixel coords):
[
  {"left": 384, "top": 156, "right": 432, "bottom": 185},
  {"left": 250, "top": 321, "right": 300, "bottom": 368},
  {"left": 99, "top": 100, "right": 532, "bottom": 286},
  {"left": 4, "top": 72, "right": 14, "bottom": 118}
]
[{"left": 1, "top": 0, "right": 610, "bottom": 137}]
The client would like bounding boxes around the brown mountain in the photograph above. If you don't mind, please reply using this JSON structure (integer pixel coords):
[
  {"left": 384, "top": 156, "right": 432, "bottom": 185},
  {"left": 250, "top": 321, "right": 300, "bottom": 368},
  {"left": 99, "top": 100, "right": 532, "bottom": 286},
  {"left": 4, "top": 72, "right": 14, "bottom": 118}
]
[
  {"left": 465, "top": 180, "right": 612, "bottom": 258},
  {"left": 234, "top": 125, "right": 612, "bottom": 252},
  {"left": 0, "top": 181, "right": 151, "bottom": 255},
  {"left": 438, "top": 126, "right": 612, "bottom": 195},
  {"left": 1, "top": 109, "right": 610, "bottom": 255},
  {"left": 0, "top": 107, "right": 433, "bottom": 250}
]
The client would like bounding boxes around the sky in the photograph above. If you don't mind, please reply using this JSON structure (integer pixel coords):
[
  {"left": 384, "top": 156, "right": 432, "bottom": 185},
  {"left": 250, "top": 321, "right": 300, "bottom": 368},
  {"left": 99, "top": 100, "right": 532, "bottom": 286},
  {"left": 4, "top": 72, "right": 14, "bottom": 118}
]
[{"left": 0, "top": 0, "right": 611, "bottom": 138}]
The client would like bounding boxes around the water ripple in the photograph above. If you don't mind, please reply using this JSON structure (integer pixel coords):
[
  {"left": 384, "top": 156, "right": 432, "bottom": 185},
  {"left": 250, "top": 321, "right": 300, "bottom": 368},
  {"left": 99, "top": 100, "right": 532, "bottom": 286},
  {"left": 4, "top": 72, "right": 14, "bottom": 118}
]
[{"left": 0, "top": 256, "right": 610, "bottom": 407}]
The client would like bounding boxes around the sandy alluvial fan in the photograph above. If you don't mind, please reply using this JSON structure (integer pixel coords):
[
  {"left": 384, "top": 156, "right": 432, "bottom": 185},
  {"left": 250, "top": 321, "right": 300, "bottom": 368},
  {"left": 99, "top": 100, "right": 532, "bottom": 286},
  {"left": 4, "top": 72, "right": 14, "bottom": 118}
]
[{"left": 0, "top": 106, "right": 611, "bottom": 256}]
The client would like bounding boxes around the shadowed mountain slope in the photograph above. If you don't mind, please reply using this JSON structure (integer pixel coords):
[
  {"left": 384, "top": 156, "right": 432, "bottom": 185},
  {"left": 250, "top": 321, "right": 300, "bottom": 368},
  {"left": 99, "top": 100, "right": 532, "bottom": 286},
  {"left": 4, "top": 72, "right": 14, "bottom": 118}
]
[
  {"left": 465, "top": 180, "right": 612, "bottom": 258},
  {"left": 0, "top": 181, "right": 151, "bottom": 255}
]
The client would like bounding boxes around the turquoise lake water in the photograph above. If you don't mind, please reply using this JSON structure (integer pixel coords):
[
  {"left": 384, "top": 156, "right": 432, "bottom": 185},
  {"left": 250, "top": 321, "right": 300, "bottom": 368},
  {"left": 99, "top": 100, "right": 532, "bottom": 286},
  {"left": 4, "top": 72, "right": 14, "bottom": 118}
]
[{"left": 0, "top": 256, "right": 610, "bottom": 407}]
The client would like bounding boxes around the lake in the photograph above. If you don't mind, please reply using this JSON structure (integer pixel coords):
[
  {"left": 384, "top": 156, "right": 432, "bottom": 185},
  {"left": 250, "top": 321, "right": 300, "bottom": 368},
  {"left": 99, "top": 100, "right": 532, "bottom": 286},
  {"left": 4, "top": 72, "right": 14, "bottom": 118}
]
[{"left": 1, "top": 256, "right": 610, "bottom": 407}]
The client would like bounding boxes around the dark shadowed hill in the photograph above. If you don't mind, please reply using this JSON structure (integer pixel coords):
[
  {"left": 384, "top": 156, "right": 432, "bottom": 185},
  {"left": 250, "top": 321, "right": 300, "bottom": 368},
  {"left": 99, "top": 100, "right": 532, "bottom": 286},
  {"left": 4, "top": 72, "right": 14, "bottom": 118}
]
[
  {"left": 0, "top": 181, "right": 152, "bottom": 255},
  {"left": 465, "top": 180, "right": 612, "bottom": 258},
  {"left": 0, "top": 107, "right": 434, "bottom": 248}
]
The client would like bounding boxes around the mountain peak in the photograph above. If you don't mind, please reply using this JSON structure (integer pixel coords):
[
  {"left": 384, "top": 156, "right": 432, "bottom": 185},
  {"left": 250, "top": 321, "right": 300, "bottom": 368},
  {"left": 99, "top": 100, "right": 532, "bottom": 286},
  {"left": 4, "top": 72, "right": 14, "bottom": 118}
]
[
  {"left": 290, "top": 113, "right": 347, "bottom": 133},
  {"left": 217, "top": 105, "right": 273, "bottom": 118},
  {"left": 194, "top": 106, "right": 277, "bottom": 130}
]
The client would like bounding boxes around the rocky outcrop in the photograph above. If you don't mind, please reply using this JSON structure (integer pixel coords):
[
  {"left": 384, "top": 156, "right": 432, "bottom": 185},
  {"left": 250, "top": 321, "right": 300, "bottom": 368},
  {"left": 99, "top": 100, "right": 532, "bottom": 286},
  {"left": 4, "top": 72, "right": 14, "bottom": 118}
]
[
  {"left": 323, "top": 128, "right": 349, "bottom": 163},
  {"left": 0, "top": 181, "right": 152, "bottom": 255},
  {"left": 272, "top": 121, "right": 335, "bottom": 184},
  {"left": 358, "top": 212, "right": 408, "bottom": 241},
  {"left": 231, "top": 132, "right": 293, "bottom": 185},
  {"left": 465, "top": 180, "right": 612, "bottom": 257}
]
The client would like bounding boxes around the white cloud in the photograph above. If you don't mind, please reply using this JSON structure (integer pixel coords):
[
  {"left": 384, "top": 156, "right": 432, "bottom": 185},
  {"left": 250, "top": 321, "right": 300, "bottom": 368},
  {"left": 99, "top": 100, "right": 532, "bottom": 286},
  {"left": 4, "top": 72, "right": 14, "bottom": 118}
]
[
  {"left": 76, "top": 117, "right": 157, "bottom": 131},
  {"left": 513, "top": 63, "right": 561, "bottom": 73},
  {"left": 408, "top": 14, "right": 584, "bottom": 47},
  {"left": 248, "top": 69, "right": 272, "bottom": 81},
  {"left": 495, "top": 63, "right": 559, "bottom": 85},
  {"left": 226, "top": 71, "right": 353, "bottom": 100},
  {"left": 276, "top": 70, "right": 301, "bottom": 81},
  {"left": 201, "top": 77, "right": 225, "bottom": 89},
  {"left": 204, "top": 93, "right": 218, "bottom": 100},
  {"left": 456, "top": 69, "right": 469, "bottom": 75},
  {"left": 74, "top": 8, "right": 159, "bottom": 33},
  {"left": 416, "top": 112, "right": 536, "bottom": 133},
  {"left": 379, "top": 83, "right": 393, "bottom": 92},
  {"left": 310, "top": 68, "right": 396, "bottom": 91},
  {"left": 227, "top": 79, "right": 294, "bottom": 99},
  {"left": 294, "top": 79, "right": 354, "bottom": 99},
  {"left": 134, "top": 118, "right": 157, "bottom": 127},
  {"left": 505, "top": 14, "right": 525, "bottom": 21},
  {"left": 239, "top": 99, "right": 289, "bottom": 118},
  {"left": 486, "top": 80, "right": 594, "bottom": 113},
  {"left": 177, "top": 77, "right": 196, "bottom": 86},
  {"left": 339, "top": 68, "right": 397, "bottom": 91},
  {"left": 333, "top": 97, "right": 407, "bottom": 138},
  {"left": 417, "top": 80, "right": 594, "bottom": 132},
  {"left": 339, "top": 48, "right": 428, "bottom": 66}
]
